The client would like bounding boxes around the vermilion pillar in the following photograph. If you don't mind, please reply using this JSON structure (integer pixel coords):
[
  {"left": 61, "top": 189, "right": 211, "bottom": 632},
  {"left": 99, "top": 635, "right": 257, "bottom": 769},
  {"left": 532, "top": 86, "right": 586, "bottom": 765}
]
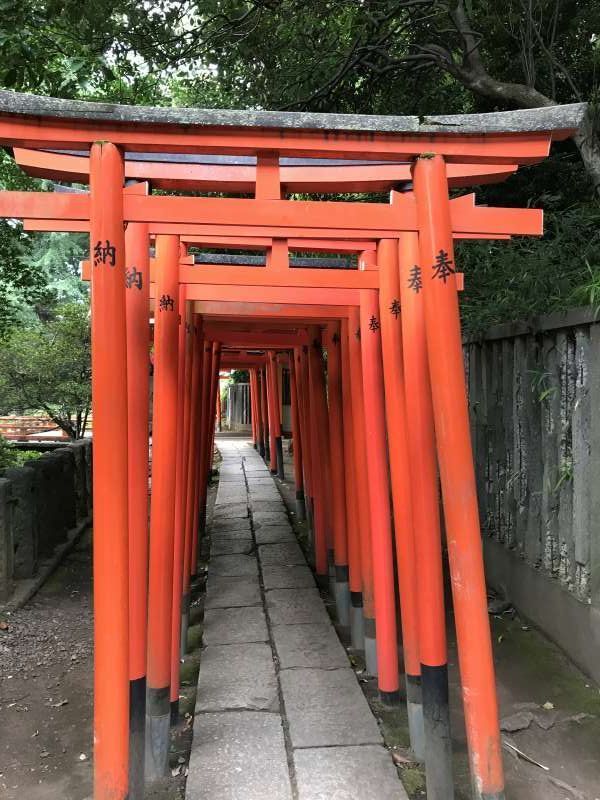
[
  {"left": 307, "top": 328, "right": 330, "bottom": 581},
  {"left": 297, "top": 346, "right": 314, "bottom": 532},
  {"left": 347, "top": 307, "right": 376, "bottom": 672},
  {"left": 170, "top": 285, "right": 190, "bottom": 726},
  {"left": 325, "top": 323, "right": 350, "bottom": 627},
  {"left": 359, "top": 289, "right": 400, "bottom": 704},
  {"left": 288, "top": 353, "right": 306, "bottom": 521},
  {"left": 145, "top": 234, "right": 180, "bottom": 779},
  {"left": 124, "top": 220, "right": 150, "bottom": 799},
  {"left": 378, "top": 238, "right": 424, "bottom": 755},
  {"left": 182, "top": 319, "right": 202, "bottom": 647},
  {"left": 398, "top": 227, "right": 452, "bottom": 792},
  {"left": 340, "top": 319, "right": 363, "bottom": 649},
  {"left": 260, "top": 367, "right": 270, "bottom": 464},
  {"left": 268, "top": 351, "right": 285, "bottom": 479},
  {"left": 193, "top": 337, "right": 213, "bottom": 568},
  {"left": 90, "top": 142, "right": 129, "bottom": 800},
  {"left": 414, "top": 154, "right": 504, "bottom": 800},
  {"left": 266, "top": 352, "right": 280, "bottom": 476}
]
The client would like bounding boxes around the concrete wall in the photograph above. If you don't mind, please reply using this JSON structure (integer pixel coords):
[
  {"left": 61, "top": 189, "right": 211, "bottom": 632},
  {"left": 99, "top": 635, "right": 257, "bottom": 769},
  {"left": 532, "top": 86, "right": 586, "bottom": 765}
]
[
  {"left": 0, "top": 440, "right": 92, "bottom": 602},
  {"left": 466, "top": 307, "right": 600, "bottom": 681}
]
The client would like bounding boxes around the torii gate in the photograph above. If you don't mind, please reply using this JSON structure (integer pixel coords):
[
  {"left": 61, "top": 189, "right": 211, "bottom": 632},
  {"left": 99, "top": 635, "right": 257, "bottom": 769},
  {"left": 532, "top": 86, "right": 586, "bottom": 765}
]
[{"left": 0, "top": 89, "right": 586, "bottom": 800}]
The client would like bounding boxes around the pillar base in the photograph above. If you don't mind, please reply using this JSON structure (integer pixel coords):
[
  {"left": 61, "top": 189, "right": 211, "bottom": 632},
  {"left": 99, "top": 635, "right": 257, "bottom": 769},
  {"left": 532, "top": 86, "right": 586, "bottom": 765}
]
[
  {"left": 276, "top": 436, "right": 285, "bottom": 480},
  {"left": 334, "top": 565, "right": 350, "bottom": 627},
  {"left": 350, "top": 593, "right": 365, "bottom": 650},
  {"left": 364, "top": 617, "right": 378, "bottom": 677},
  {"left": 327, "top": 549, "right": 336, "bottom": 599},
  {"left": 406, "top": 674, "right": 425, "bottom": 762},
  {"left": 259, "top": 441, "right": 265, "bottom": 458},
  {"left": 180, "top": 593, "right": 190, "bottom": 658},
  {"left": 170, "top": 699, "right": 179, "bottom": 726},
  {"left": 129, "top": 676, "right": 146, "bottom": 800},
  {"left": 379, "top": 689, "right": 401, "bottom": 707},
  {"left": 145, "top": 686, "right": 170, "bottom": 780},
  {"left": 422, "top": 663, "right": 454, "bottom": 800},
  {"left": 295, "top": 489, "right": 306, "bottom": 522}
]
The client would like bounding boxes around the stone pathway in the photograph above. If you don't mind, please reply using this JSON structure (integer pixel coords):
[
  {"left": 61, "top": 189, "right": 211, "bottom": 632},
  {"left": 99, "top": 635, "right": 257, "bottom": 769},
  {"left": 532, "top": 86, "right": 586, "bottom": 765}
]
[{"left": 186, "top": 436, "right": 408, "bottom": 800}]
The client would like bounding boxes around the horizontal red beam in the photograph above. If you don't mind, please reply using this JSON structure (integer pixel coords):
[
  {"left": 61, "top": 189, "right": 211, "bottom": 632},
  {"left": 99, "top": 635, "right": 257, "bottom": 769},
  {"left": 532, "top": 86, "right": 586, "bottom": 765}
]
[
  {"left": 4, "top": 191, "right": 542, "bottom": 236},
  {"left": 13, "top": 147, "right": 519, "bottom": 192},
  {"left": 0, "top": 119, "right": 553, "bottom": 162}
]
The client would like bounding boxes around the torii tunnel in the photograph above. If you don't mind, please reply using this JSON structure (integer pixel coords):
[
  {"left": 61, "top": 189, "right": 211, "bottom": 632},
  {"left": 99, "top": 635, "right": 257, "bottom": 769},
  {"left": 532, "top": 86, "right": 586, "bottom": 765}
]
[{"left": 0, "top": 91, "right": 586, "bottom": 800}]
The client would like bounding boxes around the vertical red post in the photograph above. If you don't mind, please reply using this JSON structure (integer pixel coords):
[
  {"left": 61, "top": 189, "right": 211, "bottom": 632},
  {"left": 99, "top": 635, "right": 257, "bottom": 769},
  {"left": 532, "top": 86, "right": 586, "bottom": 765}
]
[
  {"left": 90, "top": 142, "right": 129, "bottom": 800},
  {"left": 325, "top": 323, "right": 350, "bottom": 626},
  {"left": 169, "top": 284, "right": 189, "bottom": 726},
  {"left": 260, "top": 366, "right": 271, "bottom": 464},
  {"left": 288, "top": 352, "right": 306, "bottom": 521},
  {"left": 267, "top": 351, "right": 285, "bottom": 479},
  {"left": 414, "top": 155, "right": 504, "bottom": 800},
  {"left": 124, "top": 220, "right": 150, "bottom": 799},
  {"left": 307, "top": 327, "right": 330, "bottom": 582},
  {"left": 207, "top": 342, "right": 222, "bottom": 473},
  {"left": 347, "top": 306, "right": 377, "bottom": 672},
  {"left": 297, "top": 346, "right": 313, "bottom": 530},
  {"left": 398, "top": 227, "right": 453, "bottom": 790},
  {"left": 340, "top": 319, "right": 363, "bottom": 649},
  {"left": 359, "top": 289, "right": 400, "bottom": 704},
  {"left": 378, "top": 238, "right": 424, "bottom": 753},
  {"left": 249, "top": 369, "right": 257, "bottom": 445},
  {"left": 145, "top": 234, "right": 180, "bottom": 779},
  {"left": 194, "top": 337, "right": 213, "bottom": 566},
  {"left": 182, "top": 320, "right": 203, "bottom": 618}
]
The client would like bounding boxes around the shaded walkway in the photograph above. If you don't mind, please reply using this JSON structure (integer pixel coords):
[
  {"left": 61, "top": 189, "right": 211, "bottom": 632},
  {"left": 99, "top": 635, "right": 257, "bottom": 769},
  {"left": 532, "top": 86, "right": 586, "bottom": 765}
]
[{"left": 186, "top": 437, "right": 407, "bottom": 800}]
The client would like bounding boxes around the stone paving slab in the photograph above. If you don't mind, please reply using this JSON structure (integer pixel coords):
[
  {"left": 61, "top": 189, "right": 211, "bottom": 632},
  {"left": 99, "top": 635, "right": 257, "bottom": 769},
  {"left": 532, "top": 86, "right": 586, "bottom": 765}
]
[
  {"left": 259, "top": 541, "right": 307, "bottom": 566},
  {"left": 254, "top": 526, "right": 296, "bottom": 544},
  {"left": 262, "top": 565, "right": 315, "bottom": 590},
  {"left": 249, "top": 500, "right": 286, "bottom": 513},
  {"left": 187, "top": 711, "right": 293, "bottom": 800},
  {"left": 280, "top": 668, "right": 382, "bottom": 747},
  {"left": 294, "top": 745, "right": 407, "bottom": 800},
  {"left": 253, "top": 511, "right": 290, "bottom": 527},
  {"left": 209, "top": 554, "right": 258, "bottom": 578},
  {"left": 210, "top": 520, "right": 252, "bottom": 535},
  {"left": 210, "top": 537, "right": 253, "bottom": 556},
  {"left": 266, "top": 588, "right": 331, "bottom": 626},
  {"left": 196, "top": 642, "right": 279, "bottom": 712},
  {"left": 273, "top": 623, "right": 349, "bottom": 669},
  {"left": 203, "top": 606, "right": 268, "bottom": 645},
  {"left": 205, "top": 576, "right": 261, "bottom": 609},
  {"left": 245, "top": 476, "right": 277, "bottom": 484},
  {"left": 213, "top": 502, "right": 248, "bottom": 516}
]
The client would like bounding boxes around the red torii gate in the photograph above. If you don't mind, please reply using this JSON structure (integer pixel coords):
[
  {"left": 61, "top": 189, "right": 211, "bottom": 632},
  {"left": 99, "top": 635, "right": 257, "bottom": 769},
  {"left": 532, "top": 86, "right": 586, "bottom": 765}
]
[{"left": 0, "top": 89, "right": 586, "bottom": 800}]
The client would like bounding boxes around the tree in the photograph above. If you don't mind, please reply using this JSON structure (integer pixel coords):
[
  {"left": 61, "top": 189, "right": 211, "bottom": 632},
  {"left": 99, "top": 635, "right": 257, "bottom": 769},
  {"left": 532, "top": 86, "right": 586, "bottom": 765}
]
[{"left": 0, "top": 303, "right": 91, "bottom": 439}]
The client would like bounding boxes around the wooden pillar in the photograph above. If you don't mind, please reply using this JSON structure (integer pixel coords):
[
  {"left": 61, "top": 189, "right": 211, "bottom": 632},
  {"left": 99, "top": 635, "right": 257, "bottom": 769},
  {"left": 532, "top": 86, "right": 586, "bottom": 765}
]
[
  {"left": 90, "top": 141, "right": 129, "bottom": 800},
  {"left": 325, "top": 323, "right": 350, "bottom": 626},
  {"left": 378, "top": 238, "right": 424, "bottom": 755},
  {"left": 288, "top": 352, "right": 306, "bottom": 520},
  {"left": 347, "top": 306, "right": 376, "bottom": 672},
  {"left": 169, "top": 284, "right": 190, "bottom": 726},
  {"left": 359, "top": 289, "right": 400, "bottom": 703},
  {"left": 193, "top": 337, "right": 213, "bottom": 571},
  {"left": 307, "top": 328, "right": 330, "bottom": 582},
  {"left": 182, "top": 319, "right": 202, "bottom": 656},
  {"left": 413, "top": 154, "right": 504, "bottom": 800},
  {"left": 398, "top": 227, "right": 452, "bottom": 791},
  {"left": 145, "top": 234, "right": 180, "bottom": 779},
  {"left": 297, "top": 346, "right": 314, "bottom": 531},
  {"left": 124, "top": 220, "right": 150, "bottom": 800},
  {"left": 260, "top": 367, "right": 270, "bottom": 464},
  {"left": 340, "top": 319, "right": 364, "bottom": 649},
  {"left": 268, "top": 351, "right": 285, "bottom": 479}
]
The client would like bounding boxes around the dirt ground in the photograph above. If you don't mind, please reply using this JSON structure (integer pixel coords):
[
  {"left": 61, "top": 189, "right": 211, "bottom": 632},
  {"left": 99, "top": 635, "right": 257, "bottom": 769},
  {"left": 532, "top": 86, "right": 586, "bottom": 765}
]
[{"left": 1, "top": 440, "right": 599, "bottom": 800}]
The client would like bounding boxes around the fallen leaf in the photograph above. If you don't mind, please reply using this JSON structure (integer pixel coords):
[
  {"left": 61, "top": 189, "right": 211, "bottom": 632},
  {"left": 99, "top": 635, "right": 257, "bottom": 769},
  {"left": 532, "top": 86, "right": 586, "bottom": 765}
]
[
  {"left": 40, "top": 751, "right": 50, "bottom": 759},
  {"left": 391, "top": 752, "right": 417, "bottom": 766},
  {"left": 0, "top": 620, "right": 9, "bottom": 631},
  {"left": 79, "top": 753, "right": 87, "bottom": 761},
  {"left": 51, "top": 700, "right": 68, "bottom": 708},
  {"left": 542, "top": 701, "right": 554, "bottom": 710},
  {"left": 502, "top": 739, "right": 548, "bottom": 771}
]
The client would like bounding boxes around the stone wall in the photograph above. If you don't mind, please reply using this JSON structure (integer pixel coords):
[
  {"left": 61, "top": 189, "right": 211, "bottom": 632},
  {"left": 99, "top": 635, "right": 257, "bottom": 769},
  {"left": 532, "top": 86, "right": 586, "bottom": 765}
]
[
  {"left": 466, "top": 307, "right": 600, "bottom": 680},
  {"left": 0, "top": 440, "right": 92, "bottom": 602}
]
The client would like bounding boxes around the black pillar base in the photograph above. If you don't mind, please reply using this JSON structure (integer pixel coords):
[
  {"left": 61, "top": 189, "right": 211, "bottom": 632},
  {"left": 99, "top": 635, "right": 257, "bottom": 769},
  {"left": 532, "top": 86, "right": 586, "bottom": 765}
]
[
  {"left": 276, "top": 436, "right": 285, "bottom": 480},
  {"left": 422, "top": 663, "right": 454, "bottom": 799},
  {"left": 129, "top": 676, "right": 146, "bottom": 800}
]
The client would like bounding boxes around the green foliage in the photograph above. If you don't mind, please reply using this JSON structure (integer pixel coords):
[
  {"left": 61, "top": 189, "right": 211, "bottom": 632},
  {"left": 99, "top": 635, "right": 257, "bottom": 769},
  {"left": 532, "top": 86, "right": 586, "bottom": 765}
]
[
  {"left": 0, "top": 303, "right": 91, "bottom": 439},
  {"left": 229, "top": 370, "right": 249, "bottom": 383}
]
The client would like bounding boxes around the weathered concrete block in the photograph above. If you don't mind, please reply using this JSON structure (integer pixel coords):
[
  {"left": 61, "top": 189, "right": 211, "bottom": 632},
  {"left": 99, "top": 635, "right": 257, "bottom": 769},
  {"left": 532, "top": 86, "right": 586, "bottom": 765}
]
[
  {"left": 209, "top": 554, "right": 258, "bottom": 578},
  {"left": 259, "top": 541, "right": 306, "bottom": 566},
  {"left": 203, "top": 606, "right": 268, "bottom": 645},
  {"left": 281, "top": 667, "right": 382, "bottom": 747},
  {"left": 5, "top": 466, "right": 38, "bottom": 577},
  {"left": 205, "top": 576, "right": 262, "bottom": 609},
  {"left": 0, "top": 478, "right": 14, "bottom": 601},
  {"left": 273, "top": 623, "right": 348, "bottom": 670},
  {"left": 294, "top": 745, "right": 407, "bottom": 800},
  {"left": 262, "top": 565, "right": 315, "bottom": 590},
  {"left": 196, "top": 642, "right": 278, "bottom": 712},
  {"left": 187, "top": 712, "right": 292, "bottom": 800},
  {"left": 54, "top": 447, "right": 77, "bottom": 533},
  {"left": 70, "top": 440, "right": 89, "bottom": 521},
  {"left": 266, "top": 588, "right": 330, "bottom": 626}
]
